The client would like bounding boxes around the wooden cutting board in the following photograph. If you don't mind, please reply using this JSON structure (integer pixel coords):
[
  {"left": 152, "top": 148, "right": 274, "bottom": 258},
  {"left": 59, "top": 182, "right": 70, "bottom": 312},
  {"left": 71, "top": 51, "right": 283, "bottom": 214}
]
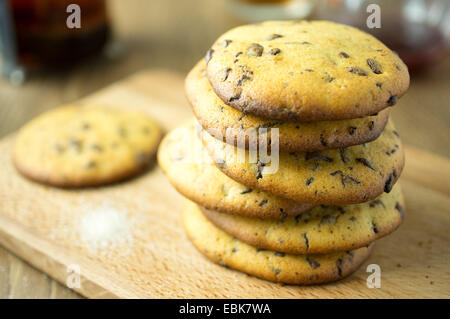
[{"left": 0, "top": 70, "right": 449, "bottom": 298}]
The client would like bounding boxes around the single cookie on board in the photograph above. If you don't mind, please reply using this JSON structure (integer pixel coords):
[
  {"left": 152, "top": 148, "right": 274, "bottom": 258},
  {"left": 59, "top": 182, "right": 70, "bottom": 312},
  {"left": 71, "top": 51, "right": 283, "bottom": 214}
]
[
  {"left": 13, "top": 105, "right": 163, "bottom": 187},
  {"left": 202, "top": 120, "right": 404, "bottom": 205},
  {"left": 202, "top": 183, "right": 404, "bottom": 255},
  {"left": 183, "top": 200, "right": 374, "bottom": 285},
  {"left": 187, "top": 60, "right": 390, "bottom": 152},
  {"left": 206, "top": 20, "right": 409, "bottom": 121},
  {"left": 158, "top": 122, "right": 313, "bottom": 219}
]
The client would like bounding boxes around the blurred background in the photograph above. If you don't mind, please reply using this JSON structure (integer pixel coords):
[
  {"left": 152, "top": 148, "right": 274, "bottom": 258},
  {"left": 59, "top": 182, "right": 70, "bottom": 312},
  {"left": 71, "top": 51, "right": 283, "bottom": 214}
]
[
  {"left": 0, "top": 0, "right": 449, "bottom": 158},
  {"left": 0, "top": 0, "right": 449, "bottom": 298}
]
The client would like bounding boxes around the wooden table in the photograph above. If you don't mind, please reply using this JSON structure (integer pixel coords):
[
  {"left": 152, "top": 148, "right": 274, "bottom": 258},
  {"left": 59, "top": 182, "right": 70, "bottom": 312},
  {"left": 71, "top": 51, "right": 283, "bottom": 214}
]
[{"left": 0, "top": 0, "right": 449, "bottom": 298}]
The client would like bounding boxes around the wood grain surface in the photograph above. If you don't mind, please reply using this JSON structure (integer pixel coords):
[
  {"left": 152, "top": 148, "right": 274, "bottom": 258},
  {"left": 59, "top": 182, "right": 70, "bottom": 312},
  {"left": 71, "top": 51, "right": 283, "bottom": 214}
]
[
  {"left": 0, "top": 0, "right": 449, "bottom": 299},
  {"left": 0, "top": 70, "right": 449, "bottom": 298}
]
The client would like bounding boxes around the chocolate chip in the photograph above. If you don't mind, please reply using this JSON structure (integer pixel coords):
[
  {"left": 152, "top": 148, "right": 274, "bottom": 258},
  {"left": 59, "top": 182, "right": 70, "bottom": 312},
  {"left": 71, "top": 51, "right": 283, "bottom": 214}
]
[
  {"left": 234, "top": 51, "right": 242, "bottom": 58},
  {"left": 267, "top": 33, "right": 283, "bottom": 40},
  {"left": 339, "top": 52, "right": 350, "bottom": 58},
  {"left": 339, "top": 148, "right": 348, "bottom": 163},
  {"left": 348, "top": 67, "right": 368, "bottom": 76},
  {"left": 284, "top": 41, "right": 311, "bottom": 45},
  {"left": 257, "top": 121, "right": 282, "bottom": 129},
  {"left": 305, "top": 151, "right": 333, "bottom": 162},
  {"left": 274, "top": 252, "right": 285, "bottom": 257},
  {"left": 306, "top": 177, "right": 314, "bottom": 186},
  {"left": 368, "top": 121, "right": 375, "bottom": 130},
  {"left": 319, "top": 134, "right": 328, "bottom": 147},
  {"left": 376, "top": 82, "right": 383, "bottom": 89},
  {"left": 369, "top": 199, "right": 385, "bottom": 208},
  {"left": 232, "top": 247, "right": 237, "bottom": 253},
  {"left": 323, "top": 72, "right": 334, "bottom": 83},
  {"left": 272, "top": 268, "right": 281, "bottom": 275},
  {"left": 393, "top": 169, "right": 398, "bottom": 178},
  {"left": 269, "top": 48, "right": 281, "bottom": 55},
  {"left": 302, "top": 233, "right": 309, "bottom": 250},
  {"left": 228, "top": 88, "right": 242, "bottom": 103},
  {"left": 306, "top": 257, "right": 320, "bottom": 269},
  {"left": 320, "top": 214, "right": 338, "bottom": 225},
  {"left": 246, "top": 43, "right": 264, "bottom": 57},
  {"left": 393, "top": 130, "right": 400, "bottom": 137},
  {"left": 256, "top": 161, "right": 265, "bottom": 179},
  {"left": 372, "top": 222, "right": 379, "bottom": 233},
  {"left": 240, "top": 188, "right": 253, "bottom": 194},
  {"left": 259, "top": 199, "right": 268, "bottom": 207},
  {"left": 395, "top": 202, "right": 404, "bottom": 219},
  {"left": 367, "top": 58, "right": 383, "bottom": 74},
  {"left": 356, "top": 157, "right": 375, "bottom": 171},
  {"left": 236, "top": 73, "right": 253, "bottom": 86},
  {"left": 336, "top": 259, "right": 343, "bottom": 277},
  {"left": 343, "top": 175, "right": 361, "bottom": 186},
  {"left": 220, "top": 67, "right": 231, "bottom": 81},
  {"left": 222, "top": 39, "right": 232, "bottom": 47},
  {"left": 85, "top": 161, "right": 96, "bottom": 169},
  {"left": 384, "top": 171, "right": 396, "bottom": 193},
  {"left": 330, "top": 170, "right": 360, "bottom": 187},
  {"left": 205, "top": 48, "right": 214, "bottom": 63},
  {"left": 68, "top": 139, "right": 82, "bottom": 152},
  {"left": 348, "top": 126, "right": 357, "bottom": 135},
  {"left": 387, "top": 95, "right": 398, "bottom": 106}
]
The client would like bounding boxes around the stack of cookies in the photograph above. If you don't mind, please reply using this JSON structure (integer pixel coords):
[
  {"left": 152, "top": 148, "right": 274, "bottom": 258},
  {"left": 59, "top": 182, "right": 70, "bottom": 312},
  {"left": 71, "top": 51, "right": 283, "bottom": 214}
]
[{"left": 158, "top": 20, "right": 409, "bottom": 285}]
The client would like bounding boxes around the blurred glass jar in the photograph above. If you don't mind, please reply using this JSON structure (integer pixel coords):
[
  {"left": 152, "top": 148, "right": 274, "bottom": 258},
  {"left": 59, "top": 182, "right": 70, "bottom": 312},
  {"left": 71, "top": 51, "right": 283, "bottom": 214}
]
[
  {"left": 315, "top": 0, "right": 450, "bottom": 72},
  {"left": 1, "top": 0, "right": 109, "bottom": 75},
  {"left": 226, "top": 0, "right": 314, "bottom": 22}
]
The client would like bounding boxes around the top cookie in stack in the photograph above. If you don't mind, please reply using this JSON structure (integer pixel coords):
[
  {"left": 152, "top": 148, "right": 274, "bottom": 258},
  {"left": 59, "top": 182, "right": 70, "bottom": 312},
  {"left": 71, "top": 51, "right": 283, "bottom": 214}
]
[
  {"left": 204, "top": 20, "right": 409, "bottom": 122},
  {"left": 159, "top": 20, "right": 409, "bottom": 285}
]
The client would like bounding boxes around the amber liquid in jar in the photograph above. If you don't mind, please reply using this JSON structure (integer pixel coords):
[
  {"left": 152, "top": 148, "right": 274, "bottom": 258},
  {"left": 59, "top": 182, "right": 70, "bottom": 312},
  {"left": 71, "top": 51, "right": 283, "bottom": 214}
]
[
  {"left": 371, "top": 22, "right": 446, "bottom": 72},
  {"left": 9, "top": 0, "right": 109, "bottom": 68}
]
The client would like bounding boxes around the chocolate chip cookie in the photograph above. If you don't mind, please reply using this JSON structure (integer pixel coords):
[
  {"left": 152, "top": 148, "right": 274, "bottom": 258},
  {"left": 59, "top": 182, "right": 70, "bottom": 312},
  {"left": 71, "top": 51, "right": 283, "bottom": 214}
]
[
  {"left": 206, "top": 20, "right": 409, "bottom": 121},
  {"left": 13, "top": 105, "right": 163, "bottom": 187},
  {"left": 183, "top": 200, "right": 374, "bottom": 285}
]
